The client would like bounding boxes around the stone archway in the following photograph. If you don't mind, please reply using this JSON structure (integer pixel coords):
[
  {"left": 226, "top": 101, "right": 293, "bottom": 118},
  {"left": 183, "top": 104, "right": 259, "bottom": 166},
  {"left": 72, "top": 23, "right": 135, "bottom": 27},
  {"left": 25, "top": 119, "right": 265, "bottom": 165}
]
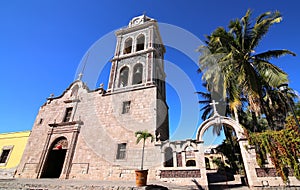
[
  {"left": 40, "top": 137, "right": 68, "bottom": 178},
  {"left": 196, "top": 114, "right": 250, "bottom": 187},
  {"left": 164, "top": 147, "right": 174, "bottom": 167},
  {"left": 196, "top": 115, "right": 246, "bottom": 141}
]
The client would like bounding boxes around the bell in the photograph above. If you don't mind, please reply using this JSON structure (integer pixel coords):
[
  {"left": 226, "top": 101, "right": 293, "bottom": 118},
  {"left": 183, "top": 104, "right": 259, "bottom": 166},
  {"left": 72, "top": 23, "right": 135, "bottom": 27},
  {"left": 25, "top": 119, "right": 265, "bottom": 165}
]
[{"left": 135, "top": 68, "right": 142, "bottom": 74}]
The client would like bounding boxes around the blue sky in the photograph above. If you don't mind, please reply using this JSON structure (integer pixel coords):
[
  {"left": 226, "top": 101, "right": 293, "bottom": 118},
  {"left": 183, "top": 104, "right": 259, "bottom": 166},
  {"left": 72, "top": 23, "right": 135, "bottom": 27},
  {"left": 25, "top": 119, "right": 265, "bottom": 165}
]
[{"left": 0, "top": 1, "right": 299, "bottom": 145}]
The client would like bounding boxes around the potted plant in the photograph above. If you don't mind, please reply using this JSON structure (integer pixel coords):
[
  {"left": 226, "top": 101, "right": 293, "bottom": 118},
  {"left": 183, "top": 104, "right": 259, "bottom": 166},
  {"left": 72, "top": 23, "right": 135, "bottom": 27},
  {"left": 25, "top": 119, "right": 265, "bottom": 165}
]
[{"left": 134, "top": 130, "right": 154, "bottom": 187}]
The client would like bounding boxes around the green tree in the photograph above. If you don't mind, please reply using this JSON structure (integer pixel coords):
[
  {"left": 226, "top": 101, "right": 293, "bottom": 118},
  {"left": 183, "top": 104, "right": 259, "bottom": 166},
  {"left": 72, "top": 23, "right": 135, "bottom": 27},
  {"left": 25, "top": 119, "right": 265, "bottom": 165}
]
[
  {"left": 294, "top": 101, "right": 300, "bottom": 116},
  {"left": 198, "top": 9, "right": 296, "bottom": 131},
  {"left": 135, "top": 130, "right": 154, "bottom": 170}
]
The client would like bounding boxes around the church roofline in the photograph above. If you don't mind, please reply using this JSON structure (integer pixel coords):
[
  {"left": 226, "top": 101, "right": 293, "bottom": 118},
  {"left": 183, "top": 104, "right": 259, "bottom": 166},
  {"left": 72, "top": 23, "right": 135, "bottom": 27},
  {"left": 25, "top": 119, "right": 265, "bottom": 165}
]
[
  {"left": 128, "top": 14, "right": 156, "bottom": 28},
  {"left": 115, "top": 19, "right": 157, "bottom": 36},
  {"left": 46, "top": 80, "right": 90, "bottom": 101}
]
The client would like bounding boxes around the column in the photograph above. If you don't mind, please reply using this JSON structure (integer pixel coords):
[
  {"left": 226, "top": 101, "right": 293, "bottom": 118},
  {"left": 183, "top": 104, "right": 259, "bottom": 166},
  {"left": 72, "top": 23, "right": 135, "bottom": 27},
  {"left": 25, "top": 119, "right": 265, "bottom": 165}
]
[
  {"left": 181, "top": 151, "right": 186, "bottom": 167},
  {"left": 64, "top": 125, "right": 80, "bottom": 179},
  {"left": 161, "top": 151, "right": 165, "bottom": 167},
  {"left": 198, "top": 141, "right": 208, "bottom": 189},
  {"left": 173, "top": 151, "right": 177, "bottom": 167}
]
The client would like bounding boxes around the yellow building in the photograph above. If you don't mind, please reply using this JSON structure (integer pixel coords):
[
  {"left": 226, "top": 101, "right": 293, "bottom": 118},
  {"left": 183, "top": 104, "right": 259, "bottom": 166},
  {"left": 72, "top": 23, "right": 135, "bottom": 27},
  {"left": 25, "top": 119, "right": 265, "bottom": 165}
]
[{"left": 0, "top": 131, "right": 30, "bottom": 178}]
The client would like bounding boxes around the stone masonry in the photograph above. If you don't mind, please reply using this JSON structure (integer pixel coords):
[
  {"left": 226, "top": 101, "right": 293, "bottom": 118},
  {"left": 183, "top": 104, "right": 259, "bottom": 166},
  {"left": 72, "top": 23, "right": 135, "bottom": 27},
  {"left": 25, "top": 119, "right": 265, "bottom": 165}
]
[{"left": 16, "top": 15, "right": 168, "bottom": 182}]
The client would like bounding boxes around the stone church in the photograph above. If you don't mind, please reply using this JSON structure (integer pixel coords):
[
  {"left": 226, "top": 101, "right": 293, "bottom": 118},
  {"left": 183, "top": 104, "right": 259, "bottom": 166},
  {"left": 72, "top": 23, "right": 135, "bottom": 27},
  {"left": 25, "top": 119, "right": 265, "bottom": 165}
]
[
  {"left": 16, "top": 15, "right": 300, "bottom": 188},
  {"left": 16, "top": 14, "right": 169, "bottom": 181}
]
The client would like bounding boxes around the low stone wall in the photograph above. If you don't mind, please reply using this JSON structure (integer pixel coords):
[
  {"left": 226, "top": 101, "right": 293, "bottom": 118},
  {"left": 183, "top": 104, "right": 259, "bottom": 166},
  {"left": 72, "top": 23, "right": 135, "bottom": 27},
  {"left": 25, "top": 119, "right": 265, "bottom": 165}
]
[
  {"left": 256, "top": 168, "right": 294, "bottom": 177},
  {"left": 253, "top": 168, "right": 300, "bottom": 188},
  {"left": 0, "top": 168, "right": 16, "bottom": 179},
  {"left": 157, "top": 168, "right": 205, "bottom": 188},
  {"left": 160, "top": 169, "right": 200, "bottom": 178}
]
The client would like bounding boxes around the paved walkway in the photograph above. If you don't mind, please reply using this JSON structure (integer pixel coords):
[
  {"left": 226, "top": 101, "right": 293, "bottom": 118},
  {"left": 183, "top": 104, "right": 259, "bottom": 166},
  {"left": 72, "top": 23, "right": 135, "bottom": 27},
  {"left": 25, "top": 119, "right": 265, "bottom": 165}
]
[
  {"left": 0, "top": 178, "right": 253, "bottom": 190},
  {"left": 0, "top": 178, "right": 197, "bottom": 190},
  {"left": 3, "top": 178, "right": 299, "bottom": 190}
]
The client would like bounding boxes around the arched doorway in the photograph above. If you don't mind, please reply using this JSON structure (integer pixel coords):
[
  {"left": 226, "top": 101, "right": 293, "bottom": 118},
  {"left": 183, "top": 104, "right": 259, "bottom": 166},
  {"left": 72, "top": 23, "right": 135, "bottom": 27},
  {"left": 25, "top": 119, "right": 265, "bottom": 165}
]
[
  {"left": 205, "top": 157, "right": 210, "bottom": 169},
  {"left": 164, "top": 147, "right": 173, "bottom": 167},
  {"left": 196, "top": 115, "right": 249, "bottom": 187},
  {"left": 41, "top": 137, "right": 68, "bottom": 178}
]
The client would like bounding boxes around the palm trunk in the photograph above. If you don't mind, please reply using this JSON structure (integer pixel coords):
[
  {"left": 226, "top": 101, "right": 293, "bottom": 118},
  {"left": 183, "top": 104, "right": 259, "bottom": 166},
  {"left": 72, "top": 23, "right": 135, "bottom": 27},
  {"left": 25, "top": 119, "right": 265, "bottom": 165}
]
[
  {"left": 258, "top": 92, "right": 273, "bottom": 130},
  {"left": 224, "top": 127, "right": 238, "bottom": 172},
  {"left": 251, "top": 111, "right": 258, "bottom": 132},
  {"left": 141, "top": 139, "right": 145, "bottom": 170}
]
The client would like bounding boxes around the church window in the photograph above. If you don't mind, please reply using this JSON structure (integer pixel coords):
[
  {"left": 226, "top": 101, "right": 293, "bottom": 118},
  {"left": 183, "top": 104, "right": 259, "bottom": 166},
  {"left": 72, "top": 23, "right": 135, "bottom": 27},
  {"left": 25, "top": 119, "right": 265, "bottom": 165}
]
[
  {"left": 119, "top": 66, "right": 129, "bottom": 87},
  {"left": 132, "top": 64, "right": 143, "bottom": 85},
  {"left": 123, "top": 38, "right": 132, "bottom": 54},
  {"left": 38, "top": 118, "right": 43, "bottom": 125},
  {"left": 185, "top": 146, "right": 195, "bottom": 159},
  {"left": 63, "top": 107, "right": 73, "bottom": 122},
  {"left": 116, "top": 143, "right": 126, "bottom": 159},
  {"left": 185, "top": 145, "right": 196, "bottom": 167},
  {"left": 136, "top": 34, "right": 145, "bottom": 51},
  {"left": 122, "top": 101, "right": 131, "bottom": 114},
  {"left": 0, "top": 146, "right": 13, "bottom": 165}
]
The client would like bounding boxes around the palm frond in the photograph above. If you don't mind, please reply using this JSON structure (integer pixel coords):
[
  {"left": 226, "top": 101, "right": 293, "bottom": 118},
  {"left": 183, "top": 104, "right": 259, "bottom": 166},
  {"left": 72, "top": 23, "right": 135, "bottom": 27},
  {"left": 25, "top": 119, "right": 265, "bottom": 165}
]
[
  {"left": 250, "top": 11, "right": 282, "bottom": 49},
  {"left": 135, "top": 130, "right": 154, "bottom": 144},
  {"left": 254, "top": 59, "right": 288, "bottom": 87},
  {"left": 254, "top": 50, "right": 296, "bottom": 61},
  {"left": 196, "top": 91, "right": 211, "bottom": 98}
]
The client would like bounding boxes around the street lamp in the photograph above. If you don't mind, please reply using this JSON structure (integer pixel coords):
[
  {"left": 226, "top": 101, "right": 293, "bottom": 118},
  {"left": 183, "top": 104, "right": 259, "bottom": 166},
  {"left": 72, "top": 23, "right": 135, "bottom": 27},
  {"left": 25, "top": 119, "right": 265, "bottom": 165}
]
[{"left": 278, "top": 83, "right": 300, "bottom": 130}]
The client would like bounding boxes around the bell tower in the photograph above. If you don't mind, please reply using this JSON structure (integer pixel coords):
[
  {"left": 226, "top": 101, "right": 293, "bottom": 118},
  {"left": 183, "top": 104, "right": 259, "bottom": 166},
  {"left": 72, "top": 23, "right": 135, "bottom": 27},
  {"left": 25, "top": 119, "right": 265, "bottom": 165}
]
[
  {"left": 107, "top": 14, "right": 168, "bottom": 140},
  {"left": 108, "top": 14, "right": 166, "bottom": 99}
]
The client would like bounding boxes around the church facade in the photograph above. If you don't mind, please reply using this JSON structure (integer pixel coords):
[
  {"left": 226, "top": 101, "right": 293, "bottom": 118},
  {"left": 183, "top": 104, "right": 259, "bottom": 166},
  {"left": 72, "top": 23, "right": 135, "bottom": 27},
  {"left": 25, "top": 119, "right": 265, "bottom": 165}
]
[{"left": 16, "top": 15, "right": 169, "bottom": 181}]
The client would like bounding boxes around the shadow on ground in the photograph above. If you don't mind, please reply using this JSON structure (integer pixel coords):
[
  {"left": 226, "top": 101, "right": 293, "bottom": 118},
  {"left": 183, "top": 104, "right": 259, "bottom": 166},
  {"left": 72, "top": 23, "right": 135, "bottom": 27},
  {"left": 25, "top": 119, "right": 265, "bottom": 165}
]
[
  {"left": 207, "top": 171, "right": 234, "bottom": 183},
  {"left": 208, "top": 184, "right": 246, "bottom": 190},
  {"left": 145, "top": 185, "right": 169, "bottom": 190}
]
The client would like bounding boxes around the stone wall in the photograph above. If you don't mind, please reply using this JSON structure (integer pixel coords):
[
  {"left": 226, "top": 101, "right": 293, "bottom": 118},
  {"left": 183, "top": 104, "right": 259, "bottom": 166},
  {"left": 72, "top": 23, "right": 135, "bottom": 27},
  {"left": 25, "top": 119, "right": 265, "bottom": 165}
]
[
  {"left": 0, "top": 167, "right": 16, "bottom": 179},
  {"left": 255, "top": 168, "right": 294, "bottom": 178},
  {"left": 16, "top": 81, "right": 164, "bottom": 181},
  {"left": 160, "top": 169, "right": 201, "bottom": 178}
]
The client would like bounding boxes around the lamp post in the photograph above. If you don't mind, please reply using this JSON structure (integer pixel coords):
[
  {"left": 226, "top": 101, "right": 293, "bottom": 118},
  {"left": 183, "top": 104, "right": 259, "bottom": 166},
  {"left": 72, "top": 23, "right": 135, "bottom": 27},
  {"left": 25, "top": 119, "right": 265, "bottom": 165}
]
[{"left": 278, "top": 83, "right": 300, "bottom": 130}]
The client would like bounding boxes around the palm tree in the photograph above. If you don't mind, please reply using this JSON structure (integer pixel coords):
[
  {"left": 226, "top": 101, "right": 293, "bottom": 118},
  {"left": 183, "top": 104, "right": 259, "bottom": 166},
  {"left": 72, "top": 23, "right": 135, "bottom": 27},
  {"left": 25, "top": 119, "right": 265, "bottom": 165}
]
[
  {"left": 135, "top": 130, "right": 154, "bottom": 170},
  {"left": 198, "top": 9, "right": 296, "bottom": 131}
]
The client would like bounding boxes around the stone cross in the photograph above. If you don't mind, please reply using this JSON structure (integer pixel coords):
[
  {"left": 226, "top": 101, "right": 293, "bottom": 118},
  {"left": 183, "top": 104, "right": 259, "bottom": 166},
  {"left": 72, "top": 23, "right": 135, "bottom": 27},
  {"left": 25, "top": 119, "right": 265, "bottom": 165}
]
[
  {"left": 209, "top": 100, "right": 219, "bottom": 116},
  {"left": 78, "top": 73, "right": 83, "bottom": 80}
]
